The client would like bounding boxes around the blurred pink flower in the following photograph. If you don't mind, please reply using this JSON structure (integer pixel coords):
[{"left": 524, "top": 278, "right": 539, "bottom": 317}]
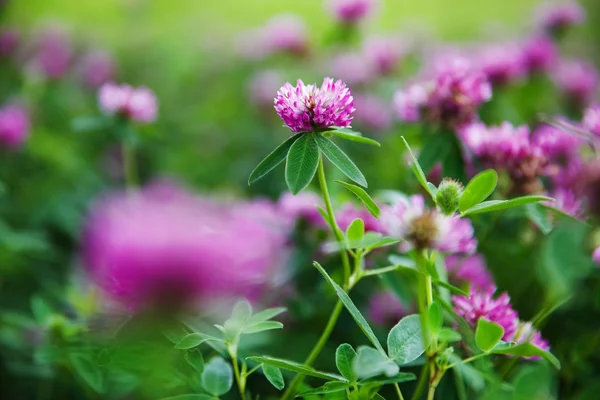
[
  {"left": 30, "top": 27, "right": 72, "bottom": 79},
  {"left": 0, "top": 28, "right": 19, "bottom": 57},
  {"left": 82, "top": 185, "right": 289, "bottom": 310},
  {"left": 278, "top": 191, "right": 324, "bottom": 226},
  {"left": 520, "top": 35, "right": 558, "bottom": 75},
  {"left": 552, "top": 59, "right": 598, "bottom": 108},
  {"left": 381, "top": 194, "right": 477, "bottom": 253},
  {"left": 535, "top": 1, "right": 585, "bottom": 35},
  {"left": 453, "top": 287, "right": 519, "bottom": 342},
  {"left": 544, "top": 188, "right": 582, "bottom": 218},
  {"left": 274, "top": 77, "right": 355, "bottom": 133},
  {"left": 98, "top": 83, "right": 158, "bottom": 123},
  {"left": 593, "top": 246, "right": 600, "bottom": 264},
  {"left": 249, "top": 70, "right": 284, "bottom": 108},
  {"left": 352, "top": 94, "right": 393, "bottom": 133},
  {"left": 327, "top": 0, "right": 379, "bottom": 23},
  {"left": 582, "top": 104, "right": 600, "bottom": 137},
  {"left": 476, "top": 42, "right": 525, "bottom": 86},
  {"left": 0, "top": 104, "right": 30, "bottom": 149},
  {"left": 78, "top": 51, "right": 116, "bottom": 89},
  {"left": 262, "top": 14, "right": 308, "bottom": 56},
  {"left": 362, "top": 35, "right": 405, "bottom": 76},
  {"left": 336, "top": 201, "right": 383, "bottom": 233},
  {"left": 328, "top": 52, "right": 376, "bottom": 86},
  {"left": 445, "top": 254, "right": 494, "bottom": 291},
  {"left": 368, "top": 290, "right": 410, "bottom": 326}
]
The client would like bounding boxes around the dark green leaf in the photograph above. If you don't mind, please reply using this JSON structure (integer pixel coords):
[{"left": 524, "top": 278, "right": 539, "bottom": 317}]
[
  {"left": 462, "top": 196, "right": 553, "bottom": 216},
  {"left": 313, "top": 261, "right": 385, "bottom": 354},
  {"left": 359, "top": 372, "right": 417, "bottom": 385},
  {"left": 387, "top": 314, "right": 425, "bottom": 364},
  {"left": 417, "top": 137, "right": 451, "bottom": 174},
  {"left": 317, "top": 205, "right": 334, "bottom": 230},
  {"left": 241, "top": 321, "right": 283, "bottom": 334},
  {"left": 185, "top": 350, "right": 205, "bottom": 374},
  {"left": 249, "top": 133, "right": 303, "bottom": 184},
  {"left": 201, "top": 357, "right": 233, "bottom": 396},
  {"left": 175, "top": 333, "right": 215, "bottom": 350},
  {"left": 428, "top": 302, "right": 443, "bottom": 335},
  {"left": 335, "top": 180, "right": 381, "bottom": 218},
  {"left": 296, "top": 381, "right": 351, "bottom": 397},
  {"left": 70, "top": 354, "right": 103, "bottom": 393},
  {"left": 262, "top": 364, "right": 285, "bottom": 390},
  {"left": 438, "top": 328, "right": 462, "bottom": 343},
  {"left": 353, "top": 346, "right": 399, "bottom": 379},
  {"left": 315, "top": 135, "right": 367, "bottom": 187},
  {"left": 475, "top": 318, "right": 504, "bottom": 352},
  {"left": 31, "top": 296, "right": 53, "bottom": 324},
  {"left": 247, "top": 356, "right": 345, "bottom": 381},
  {"left": 490, "top": 343, "right": 560, "bottom": 369},
  {"left": 459, "top": 170, "right": 498, "bottom": 212},
  {"left": 401, "top": 137, "right": 435, "bottom": 198},
  {"left": 434, "top": 280, "right": 468, "bottom": 296},
  {"left": 331, "top": 128, "right": 381, "bottom": 147},
  {"left": 525, "top": 204, "right": 552, "bottom": 235},
  {"left": 163, "top": 327, "right": 189, "bottom": 344},
  {"left": 285, "top": 134, "right": 320, "bottom": 194},
  {"left": 162, "top": 395, "right": 215, "bottom": 400},
  {"left": 335, "top": 344, "right": 358, "bottom": 382},
  {"left": 364, "top": 237, "right": 400, "bottom": 252}
]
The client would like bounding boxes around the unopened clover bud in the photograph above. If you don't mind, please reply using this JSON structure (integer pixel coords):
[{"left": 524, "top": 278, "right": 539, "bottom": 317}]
[{"left": 436, "top": 178, "right": 463, "bottom": 215}]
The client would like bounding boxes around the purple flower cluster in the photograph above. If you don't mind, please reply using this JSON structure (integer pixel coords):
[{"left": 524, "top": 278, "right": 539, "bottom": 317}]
[
  {"left": 552, "top": 59, "right": 599, "bottom": 108},
  {"left": 274, "top": 77, "right": 355, "bottom": 133},
  {"left": 82, "top": 184, "right": 290, "bottom": 310},
  {"left": 368, "top": 290, "right": 410, "bottom": 326},
  {"left": 593, "top": 246, "right": 600, "bottom": 264},
  {"left": 0, "top": 28, "right": 19, "bottom": 58},
  {"left": 583, "top": 104, "right": 600, "bottom": 137},
  {"left": 237, "top": 14, "right": 307, "bottom": 60},
  {"left": 78, "top": 51, "right": 116, "bottom": 89},
  {"left": 98, "top": 83, "right": 158, "bottom": 123},
  {"left": 29, "top": 27, "right": 72, "bottom": 79},
  {"left": 0, "top": 104, "right": 30, "bottom": 149},
  {"left": 475, "top": 42, "right": 526, "bottom": 86},
  {"left": 535, "top": 1, "right": 585, "bottom": 35},
  {"left": 336, "top": 201, "right": 383, "bottom": 233},
  {"left": 445, "top": 254, "right": 494, "bottom": 291},
  {"left": 277, "top": 191, "right": 324, "bottom": 227},
  {"left": 394, "top": 58, "right": 492, "bottom": 129},
  {"left": 352, "top": 94, "right": 393, "bottom": 133},
  {"left": 520, "top": 35, "right": 558, "bottom": 75},
  {"left": 327, "top": 0, "right": 379, "bottom": 24},
  {"left": 381, "top": 194, "right": 477, "bottom": 254}
]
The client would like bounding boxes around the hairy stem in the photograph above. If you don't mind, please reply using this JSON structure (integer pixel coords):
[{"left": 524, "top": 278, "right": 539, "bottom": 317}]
[{"left": 228, "top": 346, "right": 246, "bottom": 400}]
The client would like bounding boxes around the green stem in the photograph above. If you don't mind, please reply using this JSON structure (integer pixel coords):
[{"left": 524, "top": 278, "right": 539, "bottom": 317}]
[
  {"left": 411, "top": 361, "right": 430, "bottom": 400},
  {"left": 394, "top": 382, "right": 405, "bottom": 400},
  {"left": 445, "top": 352, "right": 487, "bottom": 370},
  {"left": 317, "top": 154, "right": 351, "bottom": 285},
  {"left": 122, "top": 142, "right": 138, "bottom": 188},
  {"left": 228, "top": 346, "right": 247, "bottom": 400},
  {"left": 281, "top": 300, "right": 344, "bottom": 400}
]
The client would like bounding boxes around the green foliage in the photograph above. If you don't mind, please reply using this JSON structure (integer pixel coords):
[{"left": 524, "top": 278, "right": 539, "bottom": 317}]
[
  {"left": 185, "top": 351, "right": 205, "bottom": 374},
  {"left": 428, "top": 302, "right": 443, "bottom": 335},
  {"left": 345, "top": 218, "right": 365, "bottom": 246},
  {"left": 69, "top": 354, "right": 104, "bottom": 393},
  {"left": 401, "top": 137, "right": 435, "bottom": 198},
  {"left": 335, "top": 344, "right": 358, "bottom": 382},
  {"left": 387, "top": 314, "right": 425, "bottom": 365},
  {"left": 262, "top": 364, "right": 285, "bottom": 390},
  {"left": 475, "top": 319, "right": 505, "bottom": 352},
  {"left": 459, "top": 170, "right": 498, "bottom": 212},
  {"left": 461, "top": 196, "right": 553, "bottom": 216},
  {"left": 285, "top": 134, "right": 320, "bottom": 194},
  {"left": 201, "top": 357, "right": 233, "bottom": 396},
  {"left": 335, "top": 180, "right": 381, "bottom": 218},
  {"left": 329, "top": 128, "right": 381, "bottom": 147},
  {"left": 315, "top": 135, "right": 368, "bottom": 187},
  {"left": 490, "top": 343, "right": 560, "bottom": 369},
  {"left": 248, "top": 133, "right": 303, "bottom": 185},
  {"left": 247, "top": 356, "right": 346, "bottom": 381},
  {"left": 353, "top": 346, "right": 399, "bottom": 379}
]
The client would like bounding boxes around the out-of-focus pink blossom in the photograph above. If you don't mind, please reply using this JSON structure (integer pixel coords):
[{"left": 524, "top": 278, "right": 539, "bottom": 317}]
[
  {"left": 394, "top": 58, "right": 491, "bottom": 129},
  {"left": 582, "top": 104, "right": 600, "bottom": 137},
  {"left": 98, "top": 83, "right": 158, "bottom": 123},
  {"left": 238, "top": 14, "right": 307, "bottom": 60},
  {"left": 513, "top": 321, "right": 550, "bottom": 359},
  {"left": 327, "top": 0, "right": 379, "bottom": 24},
  {"left": 362, "top": 35, "right": 405, "bottom": 76},
  {"left": 30, "top": 28, "right": 72, "bottom": 79},
  {"left": 277, "top": 191, "right": 324, "bottom": 226},
  {"left": 453, "top": 288, "right": 519, "bottom": 341},
  {"left": 82, "top": 185, "right": 290, "bottom": 310},
  {"left": 544, "top": 188, "right": 582, "bottom": 218},
  {"left": 532, "top": 123, "right": 584, "bottom": 162},
  {"left": 445, "top": 254, "right": 494, "bottom": 291},
  {"left": 0, "top": 104, "right": 30, "bottom": 149},
  {"left": 336, "top": 202, "right": 383, "bottom": 233},
  {"left": 352, "top": 94, "right": 393, "bottom": 133},
  {"left": 593, "top": 246, "right": 600, "bottom": 264},
  {"left": 520, "top": 35, "right": 558, "bottom": 75},
  {"left": 552, "top": 59, "right": 598, "bottom": 108},
  {"left": 368, "top": 290, "right": 409, "bottom": 326},
  {"left": 381, "top": 194, "right": 477, "bottom": 254},
  {"left": 78, "top": 51, "right": 116, "bottom": 89},
  {"left": 249, "top": 70, "right": 285, "bottom": 109},
  {"left": 536, "top": 1, "right": 585, "bottom": 35},
  {"left": 274, "top": 77, "right": 355, "bottom": 133},
  {"left": 328, "top": 52, "right": 376, "bottom": 86},
  {"left": 476, "top": 42, "right": 525, "bottom": 86},
  {"left": 0, "top": 28, "right": 19, "bottom": 57}
]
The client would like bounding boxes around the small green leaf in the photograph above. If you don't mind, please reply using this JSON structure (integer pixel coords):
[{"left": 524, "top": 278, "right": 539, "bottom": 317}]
[
  {"left": 31, "top": 296, "right": 53, "bottom": 325},
  {"left": 330, "top": 129, "right": 381, "bottom": 147},
  {"left": 427, "top": 182, "right": 438, "bottom": 198},
  {"left": 185, "top": 351, "right": 205, "bottom": 374},
  {"left": 163, "top": 327, "right": 189, "bottom": 344},
  {"left": 247, "top": 307, "right": 286, "bottom": 325},
  {"left": 525, "top": 204, "right": 552, "bottom": 234},
  {"left": 401, "top": 137, "right": 435, "bottom": 198},
  {"left": 359, "top": 373, "right": 417, "bottom": 385},
  {"left": 387, "top": 314, "right": 425, "bottom": 365},
  {"left": 312, "top": 261, "right": 385, "bottom": 354},
  {"left": 241, "top": 321, "right": 283, "bottom": 334},
  {"left": 317, "top": 205, "right": 334, "bottom": 230},
  {"left": 459, "top": 170, "right": 498, "bottom": 212},
  {"left": 417, "top": 137, "right": 451, "bottom": 175},
  {"left": 438, "top": 328, "right": 462, "bottom": 343},
  {"left": 475, "top": 318, "right": 505, "bottom": 352},
  {"left": 346, "top": 218, "right": 365, "bottom": 245},
  {"left": 247, "top": 356, "right": 346, "bottom": 381},
  {"left": 231, "top": 300, "right": 252, "bottom": 324},
  {"left": 364, "top": 237, "right": 400, "bottom": 252},
  {"left": 428, "top": 302, "right": 443, "bottom": 335},
  {"left": 69, "top": 354, "right": 103, "bottom": 393},
  {"left": 491, "top": 343, "right": 560, "bottom": 369},
  {"left": 285, "top": 134, "right": 320, "bottom": 194},
  {"left": 296, "top": 381, "right": 351, "bottom": 397},
  {"left": 335, "top": 344, "right": 358, "bottom": 382},
  {"left": 315, "top": 135, "right": 368, "bottom": 187},
  {"left": 262, "top": 364, "right": 285, "bottom": 390},
  {"left": 335, "top": 180, "right": 381, "bottom": 218},
  {"left": 161, "top": 395, "right": 215, "bottom": 400},
  {"left": 249, "top": 133, "right": 303, "bottom": 185},
  {"left": 175, "top": 333, "right": 215, "bottom": 350},
  {"left": 462, "top": 196, "right": 553, "bottom": 216},
  {"left": 353, "top": 346, "right": 399, "bottom": 379},
  {"left": 434, "top": 280, "right": 468, "bottom": 296},
  {"left": 201, "top": 357, "right": 233, "bottom": 396}
]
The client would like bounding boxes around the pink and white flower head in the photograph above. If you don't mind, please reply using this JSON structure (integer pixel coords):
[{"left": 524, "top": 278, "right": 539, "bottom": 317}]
[
  {"left": 336, "top": 202, "right": 383, "bottom": 233},
  {"left": 0, "top": 28, "right": 19, "bottom": 58},
  {"left": 327, "top": 0, "right": 379, "bottom": 24},
  {"left": 352, "top": 94, "right": 393, "bottom": 133},
  {"left": 262, "top": 14, "right": 308, "bottom": 56},
  {"left": 82, "top": 185, "right": 289, "bottom": 310},
  {"left": 329, "top": 52, "right": 376, "bottom": 86},
  {"left": 274, "top": 77, "right": 355, "bottom": 133},
  {"left": 476, "top": 42, "right": 526, "bottom": 86},
  {"left": 513, "top": 321, "right": 550, "bottom": 358},
  {"left": 277, "top": 191, "right": 324, "bottom": 226},
  {"left": 368, "top": 290, "right": 410, "bottom": 326},
  {"left": 593, "top": 246, "right": 600, "bottom": 264},
  {"left": 552, "top": 59, "right": 599, "bottom": 108},
  {"left": 0, "top": 104, "right": 30, "bottom": 149},
  {"left": 453, "top": 287, "right": 519, "bottom": 341},
  {"left": 30, "top": 27, "right": 72, "bottom": 79},
  {"left": 249, "top": 70, "right": 285, "bottom": 109},
  {"left": 532, "top": 123, "right": 584, "bottom": 162},
  {"left": 394, "top": 58, "right": 491, "bottom": 129},
  {"left": 98, "top": 83, "right": 158, "bottom": 123},
  {"left": 78, "top": 51, "right": 116, "bottom": 89},
  {"left": 582, "top": 104, "right": 600, "bottom": 137},
  {"left": 544, "top": 188, "right": 582, "bottom": 218},
  {"left": 381, "top": 194, "right": 477, "bottom": 254},
  {"left": 445, "top": 254, "right": 494, "bottom": 292},
  {"left": 362, "top": 35, "right": 405, "bottom": 76},
  {"left": 520, "top": 35, "right": 558, "bottom": 75},
  {"left": 536, "top": 1, "right": 585, "bottom": 36}
]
